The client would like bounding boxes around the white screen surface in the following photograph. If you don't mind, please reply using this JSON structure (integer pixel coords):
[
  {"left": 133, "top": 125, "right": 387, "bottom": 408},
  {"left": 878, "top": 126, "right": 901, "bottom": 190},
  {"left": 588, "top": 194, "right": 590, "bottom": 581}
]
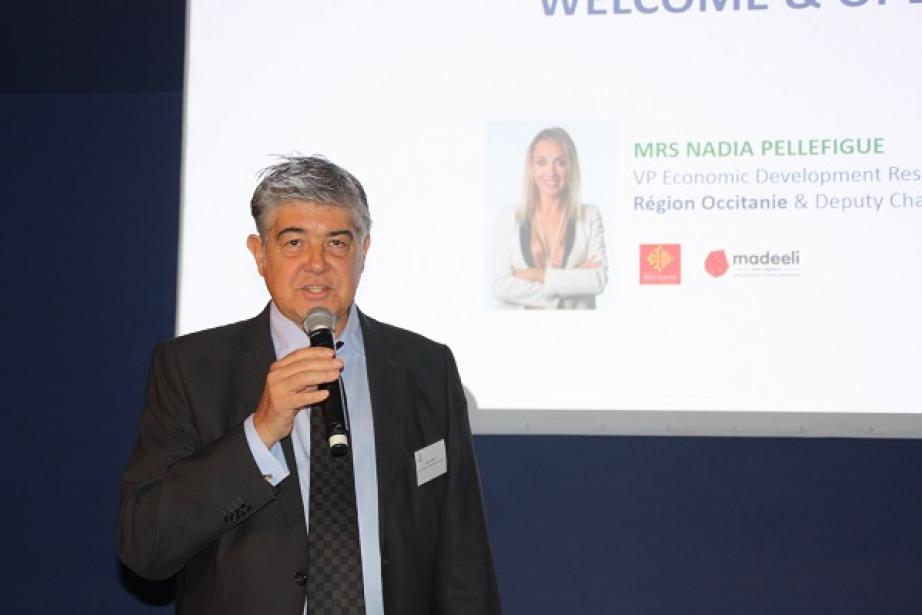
[{"left": 179, "top": 0, "right": 922, "bottom": 436}]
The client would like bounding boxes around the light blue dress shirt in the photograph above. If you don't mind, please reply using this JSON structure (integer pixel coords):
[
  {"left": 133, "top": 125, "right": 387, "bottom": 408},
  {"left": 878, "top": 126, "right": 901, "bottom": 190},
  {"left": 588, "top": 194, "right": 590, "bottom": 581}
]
[{"left": 243, "top": 302, "right": 383, "bottom": 615}]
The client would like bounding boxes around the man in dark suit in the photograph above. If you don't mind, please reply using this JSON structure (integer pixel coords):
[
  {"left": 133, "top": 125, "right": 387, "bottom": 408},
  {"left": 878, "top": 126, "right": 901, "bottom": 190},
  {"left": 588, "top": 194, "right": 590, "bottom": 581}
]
[{"left": 118, "top": 156, "right": 501, "bottom": 614}]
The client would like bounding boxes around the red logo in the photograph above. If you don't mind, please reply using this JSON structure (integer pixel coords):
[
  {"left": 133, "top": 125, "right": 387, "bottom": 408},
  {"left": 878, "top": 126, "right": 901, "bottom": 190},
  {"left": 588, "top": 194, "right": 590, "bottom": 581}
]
[
  {"left": 705, "top": 250, "right": 729, "bottom": 277},
  {"left": 639, "top": 244, "right": 681, "bottom": 285}
]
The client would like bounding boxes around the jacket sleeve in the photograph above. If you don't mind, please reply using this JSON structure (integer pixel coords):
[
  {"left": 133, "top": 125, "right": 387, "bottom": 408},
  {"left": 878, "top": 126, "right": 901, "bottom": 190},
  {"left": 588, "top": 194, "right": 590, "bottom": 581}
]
[
  {"left": 491, "top": 207, "right": 546, "bottom": 308},
  {"left": 117, "top": 341, "right": 278, "bottom": 580},
  {"left": 433, "top": 346, "right": 502, "bottom": 614},
  {"left": 543, "top": 205, "right": 608, "bottom": 298}
]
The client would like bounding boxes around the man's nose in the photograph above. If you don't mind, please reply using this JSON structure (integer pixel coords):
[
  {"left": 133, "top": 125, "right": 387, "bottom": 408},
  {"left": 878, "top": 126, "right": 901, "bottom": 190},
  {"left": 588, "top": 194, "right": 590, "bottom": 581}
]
[{"left": 303, "top": 243, "right": 328, "bottom": 272}]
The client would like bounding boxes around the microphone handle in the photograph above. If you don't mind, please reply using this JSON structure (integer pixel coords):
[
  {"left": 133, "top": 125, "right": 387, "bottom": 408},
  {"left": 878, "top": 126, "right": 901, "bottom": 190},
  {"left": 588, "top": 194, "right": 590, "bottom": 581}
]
[{"left": 307, "top": 328, "right": 350, "bottom": 457}]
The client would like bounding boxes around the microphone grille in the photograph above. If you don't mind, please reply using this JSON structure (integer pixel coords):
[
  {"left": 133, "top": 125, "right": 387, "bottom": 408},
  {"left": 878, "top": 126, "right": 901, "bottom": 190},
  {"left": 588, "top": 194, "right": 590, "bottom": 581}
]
[{"left": 303, "top": 307, "right": 336, "bottom": 334}]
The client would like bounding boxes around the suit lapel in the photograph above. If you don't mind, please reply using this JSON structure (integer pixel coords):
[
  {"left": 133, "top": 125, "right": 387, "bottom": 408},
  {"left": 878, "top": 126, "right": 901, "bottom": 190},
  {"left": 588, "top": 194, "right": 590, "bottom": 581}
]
[
  {"left": 228, "top": 307, "right": 275, "bottom": 425},
  {"left": 229, "top": 305, "right": 308, "bottom": 550},
  {"left": 359, "top": 310, "right": 409, "bottom": 542}
]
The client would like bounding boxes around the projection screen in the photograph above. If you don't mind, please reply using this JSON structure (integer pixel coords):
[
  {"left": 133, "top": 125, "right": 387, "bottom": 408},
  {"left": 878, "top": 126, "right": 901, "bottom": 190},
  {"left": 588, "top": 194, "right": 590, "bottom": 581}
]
[{"left": 178, "top": 0, "right": 922, "bottom": 436}]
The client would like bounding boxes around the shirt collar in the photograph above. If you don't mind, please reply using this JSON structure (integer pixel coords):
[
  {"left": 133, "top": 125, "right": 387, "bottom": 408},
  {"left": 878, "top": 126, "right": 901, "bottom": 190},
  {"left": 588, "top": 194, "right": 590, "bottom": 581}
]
[
  {"left": 339, "top": 303, "right": 366, "bottom": 357},
  {"left": 269, "top": 302, "right": 365, "bottom": 359}
]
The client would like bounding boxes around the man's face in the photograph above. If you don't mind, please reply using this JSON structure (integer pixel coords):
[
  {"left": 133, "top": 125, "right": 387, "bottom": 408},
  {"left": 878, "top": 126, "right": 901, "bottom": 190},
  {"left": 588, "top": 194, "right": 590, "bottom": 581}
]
[{"left": 247, "top": 200, "right": 369, "bottom": 336}]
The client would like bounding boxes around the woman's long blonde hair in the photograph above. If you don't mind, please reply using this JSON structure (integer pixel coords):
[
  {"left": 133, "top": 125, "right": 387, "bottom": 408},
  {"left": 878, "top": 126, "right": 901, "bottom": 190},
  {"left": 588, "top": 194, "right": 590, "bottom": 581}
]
[{"left": 518, "top": 127, "right": 582, "bottom": 224}]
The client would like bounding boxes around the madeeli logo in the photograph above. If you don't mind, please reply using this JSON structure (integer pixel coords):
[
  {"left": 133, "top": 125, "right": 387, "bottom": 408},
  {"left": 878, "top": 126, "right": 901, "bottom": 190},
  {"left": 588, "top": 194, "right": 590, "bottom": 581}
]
[
  {"left": 705, "top": 248, "right": 801, "bottom": 278},
  {"left": 705, "top": 250, "right": 729, "bottom": 277},
  {"left": 639, "top": 244, "right": 681, "bottom": 284}
]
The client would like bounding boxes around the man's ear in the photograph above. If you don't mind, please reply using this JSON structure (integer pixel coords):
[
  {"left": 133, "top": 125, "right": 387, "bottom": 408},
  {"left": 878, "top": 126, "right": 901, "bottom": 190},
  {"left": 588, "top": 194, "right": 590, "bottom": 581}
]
[
  {"left": 360, "top": 234, "right": 371, "bottom": 271},
  {"left": 246, "top": 234, "right": 266, "bottom": 277}
]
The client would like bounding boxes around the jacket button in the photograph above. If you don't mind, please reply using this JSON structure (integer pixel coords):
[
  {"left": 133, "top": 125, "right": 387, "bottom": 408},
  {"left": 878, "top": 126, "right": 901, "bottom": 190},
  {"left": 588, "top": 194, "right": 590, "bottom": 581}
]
[{"left": 294, "top": 571, "right": 307, "bottom": 586}]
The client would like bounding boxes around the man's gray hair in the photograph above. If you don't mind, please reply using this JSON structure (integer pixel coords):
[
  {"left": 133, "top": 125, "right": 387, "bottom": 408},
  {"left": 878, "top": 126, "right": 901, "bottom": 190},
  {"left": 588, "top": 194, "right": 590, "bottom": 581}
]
[{"left": 250, "top": 156, "right": 372, "bottom": 239}]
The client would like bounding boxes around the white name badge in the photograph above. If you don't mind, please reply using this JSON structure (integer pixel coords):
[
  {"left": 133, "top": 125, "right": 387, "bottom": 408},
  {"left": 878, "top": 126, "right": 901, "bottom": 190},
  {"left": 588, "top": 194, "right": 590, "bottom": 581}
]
[{"left": 415, "top": 439, "right": 447, "bottom": 486}]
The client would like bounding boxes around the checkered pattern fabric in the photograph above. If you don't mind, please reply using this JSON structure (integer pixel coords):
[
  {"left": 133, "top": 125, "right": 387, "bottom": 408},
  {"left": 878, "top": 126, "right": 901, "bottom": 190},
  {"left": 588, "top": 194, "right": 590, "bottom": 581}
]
[{"left": 307, "top": 400, "right": 366, "bottom": 614}]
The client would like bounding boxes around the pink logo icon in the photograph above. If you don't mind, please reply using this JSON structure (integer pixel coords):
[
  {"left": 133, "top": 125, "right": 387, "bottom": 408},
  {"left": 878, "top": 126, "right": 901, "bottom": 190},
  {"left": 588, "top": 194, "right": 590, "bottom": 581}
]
[{"left": 705, "top": 250, "right": 729, "bottom": 277}]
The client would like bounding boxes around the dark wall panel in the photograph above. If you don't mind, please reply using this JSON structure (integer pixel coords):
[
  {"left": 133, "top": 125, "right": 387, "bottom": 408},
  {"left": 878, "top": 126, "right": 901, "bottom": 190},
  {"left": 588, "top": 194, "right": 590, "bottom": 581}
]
[
  {"left": 475, "top": 436, "right": 922, "bottom": 614},
  {"left": 2, "top": 89, "right": 181, "bottom": 612},
  {"left": 2, "top": 2, "right": 184, "bottom": 612},
  {"left": 1, "top": 0, "right": 185, "bottom": 93}
]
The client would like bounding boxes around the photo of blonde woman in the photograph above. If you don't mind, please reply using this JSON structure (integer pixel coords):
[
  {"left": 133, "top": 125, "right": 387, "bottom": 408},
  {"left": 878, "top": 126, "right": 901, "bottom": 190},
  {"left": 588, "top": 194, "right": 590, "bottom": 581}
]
[{"left": 492, "top": 127, "right": 608, "bottom": 309}]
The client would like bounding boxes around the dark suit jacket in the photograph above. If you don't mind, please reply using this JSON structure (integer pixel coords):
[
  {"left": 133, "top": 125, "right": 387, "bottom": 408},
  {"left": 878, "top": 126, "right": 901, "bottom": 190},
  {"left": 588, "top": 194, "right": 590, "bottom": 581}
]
[{"left": 118, "top": 307, "right": 501, "bottom": 614}]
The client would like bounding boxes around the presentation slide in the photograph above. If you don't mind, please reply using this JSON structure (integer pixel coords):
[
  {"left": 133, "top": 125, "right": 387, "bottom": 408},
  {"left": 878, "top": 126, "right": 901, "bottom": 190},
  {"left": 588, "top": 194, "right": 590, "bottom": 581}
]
[{"left": 178, "top": 0, "right": 922, "bottom": 434}]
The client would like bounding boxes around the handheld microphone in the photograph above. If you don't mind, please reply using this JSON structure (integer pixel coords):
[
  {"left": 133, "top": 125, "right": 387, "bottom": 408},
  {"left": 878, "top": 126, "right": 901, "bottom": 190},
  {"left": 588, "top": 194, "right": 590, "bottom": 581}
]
[{"left": 302, "top": 307, "right": 350, "bottom": 457}]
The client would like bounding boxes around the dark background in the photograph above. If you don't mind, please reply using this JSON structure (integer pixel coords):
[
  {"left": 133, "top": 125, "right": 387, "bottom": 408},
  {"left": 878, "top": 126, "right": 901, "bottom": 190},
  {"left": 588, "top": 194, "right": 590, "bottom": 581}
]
[{"left": 4, "top": 2, "right": 921, "bottom": 612}]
